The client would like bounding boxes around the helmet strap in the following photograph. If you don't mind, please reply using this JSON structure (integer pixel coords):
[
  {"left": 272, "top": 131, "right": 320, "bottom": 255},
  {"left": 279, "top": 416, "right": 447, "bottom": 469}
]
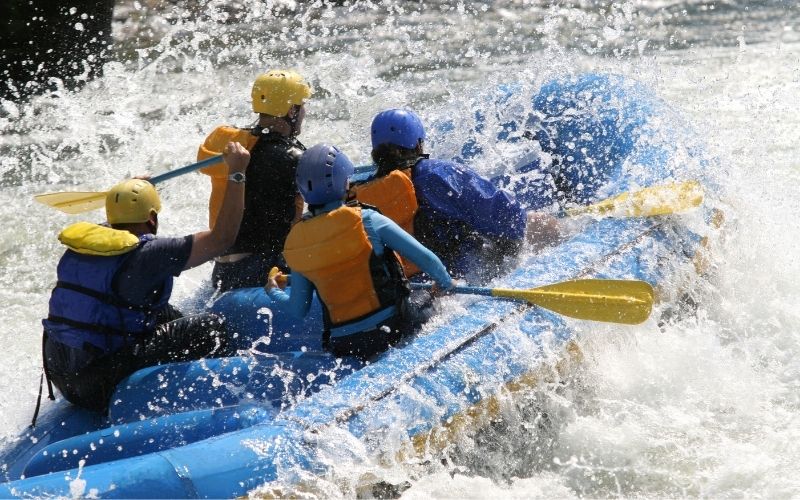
[
  {"left": 256, "top": 114, "right": 293, "bottom": 137},
  {"left": 284, "top": 105, "right": 303, "bottom": 136},
  {"left": 284, "top": 116, "right": 298, "bottom": 136}
]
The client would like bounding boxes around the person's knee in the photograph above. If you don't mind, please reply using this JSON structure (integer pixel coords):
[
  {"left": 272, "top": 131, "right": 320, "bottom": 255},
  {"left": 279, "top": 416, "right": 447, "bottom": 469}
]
[
  {"left": 180, "top": 312, "right": 231, "bottom": 356},
  {"left": 156, "top": 304, "right": 184, "bottom": 325},
  {"left": 403, "top": 293, "right": 435, "bottom": 327}
]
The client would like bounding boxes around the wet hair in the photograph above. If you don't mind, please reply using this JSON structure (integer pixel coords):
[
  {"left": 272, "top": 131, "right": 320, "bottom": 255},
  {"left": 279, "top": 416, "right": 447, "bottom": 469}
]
[{"left": 371, "top": 143, "right": 422, "bottom": 177}]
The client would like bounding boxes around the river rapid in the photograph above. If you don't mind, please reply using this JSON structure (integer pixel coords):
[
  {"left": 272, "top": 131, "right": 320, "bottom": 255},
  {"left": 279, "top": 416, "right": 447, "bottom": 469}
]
[{"left": 1, "top": 0, "right": 799, "bottom": 497}]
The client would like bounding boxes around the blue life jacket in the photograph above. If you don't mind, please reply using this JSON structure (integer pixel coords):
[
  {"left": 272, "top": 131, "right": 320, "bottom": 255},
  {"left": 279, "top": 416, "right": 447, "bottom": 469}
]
[{"left": 42, "top": 235, "right": 172, "bottom": 354}]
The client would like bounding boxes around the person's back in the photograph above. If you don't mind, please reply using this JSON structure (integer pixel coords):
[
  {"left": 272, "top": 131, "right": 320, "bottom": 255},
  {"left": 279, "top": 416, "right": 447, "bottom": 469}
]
[
  {"left": 197, "top": 70, "right": 310, "bottom": 291},
  {"left": 351, "top": 108, "right": 527, "bottom": 279},
  {"left": 39, "top": 143, "right": 249, "bottom": 417},
  {"left": 234, "top": 133, "right": 302, "bottom": 259},
  {"left": 410, "top": 156, "right": 526, "bottom": 276},
  {"left": 266, "top": 144, "right": 452, "bottom": 360}
]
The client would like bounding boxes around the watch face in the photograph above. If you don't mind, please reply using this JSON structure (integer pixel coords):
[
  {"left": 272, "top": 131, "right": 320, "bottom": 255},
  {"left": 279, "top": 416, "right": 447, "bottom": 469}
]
[{"left": 230, "top": 172, "right": 245, "bottom": 182}]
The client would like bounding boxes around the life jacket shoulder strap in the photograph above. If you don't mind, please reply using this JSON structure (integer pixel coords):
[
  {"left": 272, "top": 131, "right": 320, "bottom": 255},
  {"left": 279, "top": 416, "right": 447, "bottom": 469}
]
[
  {"left": 45, "top": 314, "right": 142, "bottom": 338},
  {"left": 346, "top": 200, "right": 381, "bottom": 213}
]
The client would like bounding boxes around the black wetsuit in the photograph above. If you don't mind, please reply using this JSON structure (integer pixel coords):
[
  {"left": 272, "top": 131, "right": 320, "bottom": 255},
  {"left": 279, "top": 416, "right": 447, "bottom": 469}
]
[{"left": 212, "top": 129, "right": 305, "bottom": 292}]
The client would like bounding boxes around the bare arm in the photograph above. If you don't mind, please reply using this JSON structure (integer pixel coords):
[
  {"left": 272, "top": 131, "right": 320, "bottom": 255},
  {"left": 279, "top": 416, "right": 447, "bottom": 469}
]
[
  {"left": 183, "top": 142, "right": 249, "bottom": 270},
  {"left": 525, "top": 212, "right": 561, "bottom": 252}
]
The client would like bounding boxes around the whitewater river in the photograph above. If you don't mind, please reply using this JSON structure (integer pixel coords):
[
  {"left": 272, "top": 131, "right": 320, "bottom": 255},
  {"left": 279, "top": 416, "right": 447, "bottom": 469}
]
[{"left": 1, "top": 0, "right": 799, "bottom": 497}]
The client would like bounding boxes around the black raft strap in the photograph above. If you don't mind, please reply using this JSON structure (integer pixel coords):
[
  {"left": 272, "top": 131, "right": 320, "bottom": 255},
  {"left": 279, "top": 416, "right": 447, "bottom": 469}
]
[
  {"left": 55, "top": 280, "right": 150, "bottom": 312},
  {"left": 46, "top": 314, "right": 144, "bottom": 338},
  {"left": 31, "top": 333, "right": 55, "bottom": 428}
]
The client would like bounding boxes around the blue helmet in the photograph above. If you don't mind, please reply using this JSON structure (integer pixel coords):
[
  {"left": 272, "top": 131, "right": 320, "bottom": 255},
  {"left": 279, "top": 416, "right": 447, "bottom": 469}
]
[
  {"left": 296, "top": 143, "right": 355, "bottom": 205},
  {"left": 370, "top": 108, "right": 426, "bottom": 150}
]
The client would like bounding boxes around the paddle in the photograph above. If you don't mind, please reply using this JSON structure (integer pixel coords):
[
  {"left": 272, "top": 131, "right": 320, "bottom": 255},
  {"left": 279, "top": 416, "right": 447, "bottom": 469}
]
[
  {"left": 353, "top": 162, "right": 703, "bottom": 219},
  {"left": 34, "top": 155, "right": 224, "bottom": 214},
  {"left": 565, "top": 180, "right": 704, "bottom": 218},
  {"left": 412, "top": 278, "right": 654, "bottom": 325}
]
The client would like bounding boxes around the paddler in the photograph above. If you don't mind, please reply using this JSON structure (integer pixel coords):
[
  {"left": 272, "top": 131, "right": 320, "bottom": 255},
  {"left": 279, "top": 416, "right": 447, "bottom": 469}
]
[
  {"left": 265, "top": 144, "right": 453, "bottom": 360},
  {"left": 39, "top": 142, "right": 250, "bottom": 415},
  {"left": 197, "top": 69, "right": 311, "bottom": 291},
  {"left": 350, "top": 108, "right": 559, "bottom": 280}
]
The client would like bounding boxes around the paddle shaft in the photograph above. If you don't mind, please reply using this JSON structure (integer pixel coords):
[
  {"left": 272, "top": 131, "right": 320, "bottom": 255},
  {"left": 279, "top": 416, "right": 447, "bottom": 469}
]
[
  {"left": 150, "top": 155, "right": 223, "bottom": 184},
  {"left": 411, "top": 283, "right": 493, "bottom": 296}
]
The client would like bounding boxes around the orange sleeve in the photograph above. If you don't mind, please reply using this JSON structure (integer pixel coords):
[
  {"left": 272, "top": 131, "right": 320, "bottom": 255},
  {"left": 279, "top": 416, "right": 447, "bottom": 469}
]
[{"left": 197, "top": 126, "right": 258, "bottom": 228}]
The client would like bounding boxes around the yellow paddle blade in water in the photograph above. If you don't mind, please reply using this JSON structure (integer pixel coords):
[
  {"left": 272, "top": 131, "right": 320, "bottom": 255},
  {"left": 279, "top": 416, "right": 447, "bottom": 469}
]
[
  {"left": 566, "top": 180, "right": 704, "bottom": 218},
  {"left": 34, "top": 191, "right": 108, "bottom": 214},
  {"left": 491, "top": 279, "right": 655, "bottom": 324}
]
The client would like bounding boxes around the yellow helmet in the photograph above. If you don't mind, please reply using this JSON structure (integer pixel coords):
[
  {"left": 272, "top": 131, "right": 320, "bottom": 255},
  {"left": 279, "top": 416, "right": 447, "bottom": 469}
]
[
  {"left": 251, "top": 70, "right": 311, "bottom": 117},
  {"left": 105, "top": 179, "right": 161, "bottom": 225}
]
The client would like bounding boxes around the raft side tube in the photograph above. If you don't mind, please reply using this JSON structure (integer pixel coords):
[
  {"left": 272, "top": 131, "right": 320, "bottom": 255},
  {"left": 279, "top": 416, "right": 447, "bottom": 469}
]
[
  {"left": 109, "top": 356, "right": 256, "bottom": 423},
  {"left": 0, "top": 406, "right": 105, "bottom": 483},
  {"left": 109, "top": 353, "right": 361, "bottom": 424},
  {"left": 23, "top": 404, "right": 273, "bottom": 478},
  {"left": 2, "top": 421, "right": 318, "bottom": 498}
]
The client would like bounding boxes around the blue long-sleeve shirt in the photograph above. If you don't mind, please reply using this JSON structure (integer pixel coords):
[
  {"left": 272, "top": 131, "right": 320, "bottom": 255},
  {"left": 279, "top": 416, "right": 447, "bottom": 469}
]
[
  {"left": 413, "top": 158, "right": 527, "bottom": 241},
  {"left": 268, "top": 202, "right": 452, "bottom": 320}
]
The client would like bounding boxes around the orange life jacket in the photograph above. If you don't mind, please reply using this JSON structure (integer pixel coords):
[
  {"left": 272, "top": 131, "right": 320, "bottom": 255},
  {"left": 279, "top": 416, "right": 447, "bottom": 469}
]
[
  {"left": 349, "top": 169, "right": 421, "bottom": 276},
  {"left": 283, "top": 205, "right": 407, "bottom": 328},
  {"left": 197, "top": 126, "right": 259, "bottom": 228}
]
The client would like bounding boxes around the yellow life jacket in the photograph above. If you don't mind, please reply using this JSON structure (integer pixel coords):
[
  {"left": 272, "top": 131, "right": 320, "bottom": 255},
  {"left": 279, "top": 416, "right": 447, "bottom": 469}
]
[
  {"left": 197, "top": 125, "right": 259, "bottom": 228},
  {"left": 349, "top": 168, "right": 421, "bottom": 277},
  {"left": 58, "top": 222, "right": 140, "bottom": 256},
  {"left": 283, "top": 205, "right": 406, "bottom": 327}
]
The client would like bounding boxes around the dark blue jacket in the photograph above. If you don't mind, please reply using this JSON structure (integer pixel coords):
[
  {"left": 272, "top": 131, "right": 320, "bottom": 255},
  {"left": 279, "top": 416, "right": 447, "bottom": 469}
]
[
  {"left": 413, "top": 158, "right": 526, "bottom": 240},
  {"left": 411, "top": 158, "right": 526, "bottom": 274}
]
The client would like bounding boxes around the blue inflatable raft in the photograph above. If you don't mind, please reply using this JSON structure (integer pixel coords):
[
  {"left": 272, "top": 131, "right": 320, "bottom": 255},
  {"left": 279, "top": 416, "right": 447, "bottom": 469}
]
[{"left": 0, "top": 74, "right": 719, "bottom": 498}]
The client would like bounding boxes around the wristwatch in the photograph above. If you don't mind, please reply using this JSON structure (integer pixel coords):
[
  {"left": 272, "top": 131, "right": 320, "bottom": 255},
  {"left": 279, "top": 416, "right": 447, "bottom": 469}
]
[{"left": 228, "top": 172, "right": 246, "bottom": 184}]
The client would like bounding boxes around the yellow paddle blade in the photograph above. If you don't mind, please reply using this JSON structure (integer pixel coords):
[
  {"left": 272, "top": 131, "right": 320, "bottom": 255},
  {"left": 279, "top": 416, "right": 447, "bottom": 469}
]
[
  {"left": 492, "top": 279, "right": 654, "bottom": 324},
  {"left": 566, "top": 180, "right": 704, "bottom": 218},
  {"left": 34, "top": 191, "right": 108, "bottom": 214}
]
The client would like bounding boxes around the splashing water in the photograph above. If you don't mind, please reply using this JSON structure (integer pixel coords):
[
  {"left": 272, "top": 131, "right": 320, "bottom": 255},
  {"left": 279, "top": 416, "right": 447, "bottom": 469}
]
[{"left": 2, "top": 0, "right": 800, "bottom": 497}]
